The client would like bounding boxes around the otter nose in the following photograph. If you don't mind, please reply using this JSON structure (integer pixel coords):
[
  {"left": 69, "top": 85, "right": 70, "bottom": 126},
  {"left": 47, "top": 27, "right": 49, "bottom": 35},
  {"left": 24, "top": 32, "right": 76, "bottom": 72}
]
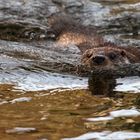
[{"left": 92, "top": 56, "right": 105, "bottom": 65}]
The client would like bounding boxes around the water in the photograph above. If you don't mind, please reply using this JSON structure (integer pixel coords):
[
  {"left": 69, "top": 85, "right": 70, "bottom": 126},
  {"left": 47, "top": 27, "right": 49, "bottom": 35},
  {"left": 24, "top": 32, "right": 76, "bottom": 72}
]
[{"left": 0, "top": 78, "right": 140, "bottom": 139}]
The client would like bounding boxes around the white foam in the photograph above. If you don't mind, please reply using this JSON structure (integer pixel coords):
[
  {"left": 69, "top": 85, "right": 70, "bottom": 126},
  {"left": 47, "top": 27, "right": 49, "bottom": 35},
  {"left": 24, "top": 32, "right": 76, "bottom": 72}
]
[
  {"left": 86, "top": 116, "right": 113, "bottom": 122},
  {"left": 116, "top": 76, "right": 140, "bottom": 93},
  {"left": 10, "top": 97, "right": 32, "bottom": 104},
  {"left": 0, "top": 101, "right": 8, "bottom": 105},
  {"left": 110, "top": 109, "right": 140, "bottom": 117},
  {"left": 86, "top": 109, "right": 140, "bottom": 122},
  {"left": 6, "top": 127, "right": 36, "bottom": 134},
  {"left": 0, "top": 70, "right": 88, "bottom": 91},
  {"left": 62, "top": 131, "right": 140, "bottom": 140}
]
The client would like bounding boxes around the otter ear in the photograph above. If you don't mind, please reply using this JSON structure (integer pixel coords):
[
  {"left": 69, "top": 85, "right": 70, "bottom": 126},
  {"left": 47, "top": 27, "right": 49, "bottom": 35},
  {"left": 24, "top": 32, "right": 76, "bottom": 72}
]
[
  {"left": 121, "top": 50, "right": 126, "bottom": 57},
  {"left": 86, "top": 51, "right": 93, "bottom": 58},
  {"left": 78, "top": 42, "right": 92, "bottom": 54}
]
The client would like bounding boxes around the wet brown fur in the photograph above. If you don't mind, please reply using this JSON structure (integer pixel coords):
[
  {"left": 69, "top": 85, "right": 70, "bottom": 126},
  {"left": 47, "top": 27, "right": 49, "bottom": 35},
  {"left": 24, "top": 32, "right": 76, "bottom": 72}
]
[
  {"left": 82, "top": 44, "right": 140, "bottom": 69},
  {"left": 47, "top": 16, "right": 104, "bottom": 50},
  {"left": 48, "top": 16, "right": 140, "bottom": 68}
]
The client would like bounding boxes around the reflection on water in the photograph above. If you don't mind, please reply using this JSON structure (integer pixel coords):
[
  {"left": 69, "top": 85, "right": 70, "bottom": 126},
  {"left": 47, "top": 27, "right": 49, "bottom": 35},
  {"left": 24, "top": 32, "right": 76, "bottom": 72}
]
[{"left": 0, "top": 84, "right": 140, "bottom": 139}]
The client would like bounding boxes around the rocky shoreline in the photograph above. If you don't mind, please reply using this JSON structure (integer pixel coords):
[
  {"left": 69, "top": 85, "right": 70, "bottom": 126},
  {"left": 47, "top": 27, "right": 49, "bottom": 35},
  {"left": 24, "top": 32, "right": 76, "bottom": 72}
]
[{"left": 0, "top": 0, "right": 140, "bottom": 96}]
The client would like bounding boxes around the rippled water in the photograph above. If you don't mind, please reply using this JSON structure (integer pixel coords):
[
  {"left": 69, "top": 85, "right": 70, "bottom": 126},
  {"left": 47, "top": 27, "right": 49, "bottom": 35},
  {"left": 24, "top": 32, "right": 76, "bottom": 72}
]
[{"left": 0, "top": 83, "right": 140, "bottom": 140}]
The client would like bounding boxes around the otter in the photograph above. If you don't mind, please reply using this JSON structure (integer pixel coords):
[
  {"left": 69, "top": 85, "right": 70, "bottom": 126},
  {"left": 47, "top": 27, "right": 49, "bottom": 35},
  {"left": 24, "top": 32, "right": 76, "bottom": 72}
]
[
  {"left": 82, "top": 43, "right": 140, "bottom": 69},
  {"left": 47, "top": 16, "right": 104, "bottom": 51},
  {"left": 47, "top": 16, "right": 140, "bottom": 68}
]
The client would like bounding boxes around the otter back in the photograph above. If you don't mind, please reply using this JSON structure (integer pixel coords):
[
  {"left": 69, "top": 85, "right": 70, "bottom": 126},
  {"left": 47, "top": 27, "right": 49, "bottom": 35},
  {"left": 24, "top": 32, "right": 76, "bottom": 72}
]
[{"left": 47, "top": 16, "right": 104, "bottom": 52}]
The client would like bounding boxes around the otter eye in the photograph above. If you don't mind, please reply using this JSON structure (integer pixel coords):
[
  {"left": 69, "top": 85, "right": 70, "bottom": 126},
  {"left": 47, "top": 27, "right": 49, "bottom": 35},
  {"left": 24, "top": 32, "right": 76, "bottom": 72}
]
[
  {"left": 121, "top": 51, "right": 126, "bottom": 57},
  {"left": 108, "top": 53, "right": 117, "bottom": 60}
]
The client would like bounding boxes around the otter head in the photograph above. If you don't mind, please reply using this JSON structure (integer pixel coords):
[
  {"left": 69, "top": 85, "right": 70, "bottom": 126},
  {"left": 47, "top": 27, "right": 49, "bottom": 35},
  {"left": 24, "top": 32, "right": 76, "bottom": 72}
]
[{"left": 81, "top": 47, "right": 130, "bottom": 69}]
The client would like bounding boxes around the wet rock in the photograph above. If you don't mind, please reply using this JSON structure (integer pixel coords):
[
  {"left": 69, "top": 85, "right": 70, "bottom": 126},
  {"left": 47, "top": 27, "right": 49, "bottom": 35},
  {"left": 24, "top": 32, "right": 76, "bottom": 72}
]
[
  {"left": 52, "top": 0, "right": 83, "bottom": 9},
  {"left": 0, "top": 0, "right": 139, "bottom": 46},
  {"left": 68, "top": 1, "right": 140, "bottom": 46},
  {"left": 0, "top": 0, "right": 59, "bottom": 23},
  {"left": 0, "top": 20, "right": 48, "bottom": 41}
]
